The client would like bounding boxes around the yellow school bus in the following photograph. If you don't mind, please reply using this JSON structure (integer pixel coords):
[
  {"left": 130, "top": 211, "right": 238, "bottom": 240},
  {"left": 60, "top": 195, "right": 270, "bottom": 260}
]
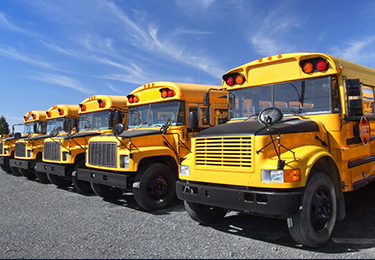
[
  {"left": 9, "top": 110, "right": 48, "bottom": 178},
  {"left": 177, "top": 53, "right": 375, "bottom": 248},
  {"left": 0, "top": 123, "right": 26, "bottom": 175},
  {"left": 77, "top": 82, "right": 227, "bottom": 210},
  {"left": 25, "top": 104, "right": 79, "bottom": 183},
  {"left": 36, "top": 95, "right": 127, "bottom": 193}
]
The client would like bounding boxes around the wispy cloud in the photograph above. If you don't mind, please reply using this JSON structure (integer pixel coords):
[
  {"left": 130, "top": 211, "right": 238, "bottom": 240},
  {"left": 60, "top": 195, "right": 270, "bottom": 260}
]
[
  {"left": 27, "top": 73, "right": 92, "bottom": 95},
  {"left": 331, "top": 36, "right": 375, "bottom": 64},
  {"left": 248, "top": 8, "right": 299, "bottom": 56},
  {"left": 0, "top": 44, "right": 55, "bottom": 69},
  {"left": 0, "top": 12, "right": 24, "bottom": 32}
]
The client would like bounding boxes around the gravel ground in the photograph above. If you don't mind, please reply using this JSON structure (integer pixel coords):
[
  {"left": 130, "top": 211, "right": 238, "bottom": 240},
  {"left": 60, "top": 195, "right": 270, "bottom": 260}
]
[{"left": 1, "top": 169, "right": 375, "bottom": 259}]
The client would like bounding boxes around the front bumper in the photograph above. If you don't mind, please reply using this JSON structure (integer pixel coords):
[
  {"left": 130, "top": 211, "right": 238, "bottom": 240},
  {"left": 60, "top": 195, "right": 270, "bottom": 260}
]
[
  {"left": 176, "top": 180, "right": 302, "bottom": 217},
  {"left": 76, "top": 168, "right": 128, "bottom": 189},
  {"left": 9, "top": 159, "right": 31, "bottom": 170},
  {"left": 35, "top": 162, "right": 72, "bottom": 177}
]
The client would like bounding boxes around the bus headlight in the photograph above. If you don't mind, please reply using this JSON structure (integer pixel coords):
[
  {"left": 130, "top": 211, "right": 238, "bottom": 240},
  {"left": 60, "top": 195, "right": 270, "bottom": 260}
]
[
  {"left": 27, "top": 150, "right": 32, "bottom": 158},
  {"left": 4, "top": 148, "right": 8, "bottom": 155},
  {"left": 62, "top": 152, "right": 69, "bottom": 161},
  {"left": 261, "top": 169, "right": 300, "bottom": 183},
  {"left": 120, "top": 155, "right": 129, "bottom": 168},
  {"left": 180, "top": 165, "right": 190, "bottom": 176}
]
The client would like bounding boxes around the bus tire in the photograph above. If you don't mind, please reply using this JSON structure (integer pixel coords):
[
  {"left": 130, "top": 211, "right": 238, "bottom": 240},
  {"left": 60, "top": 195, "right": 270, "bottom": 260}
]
[
  {"left": 10, "top": 167, "right": 21, "bottom": 176},
  {"left": 72, "top": 160, "right": 93, "bottom": 194},
  {"left": 132, "top": 163, "right": 177, "bottom": 211},
  {"left": 47, "top": 173, "right": 72, "bottom": 187},
  {"left": 35, "top": 171, "right": 50, "bottom": 184},
  {"left": 19, "top": 168, "right": 36, "bottom": 179},
  {"left": 91, "top": 183, "right": 123, "bottom": 199},
  {"left": 184, "top": 201, "right": 227, "bottom": 225},
  {"left": 287, "top": 172, "right": 337, "bottom": 248}
]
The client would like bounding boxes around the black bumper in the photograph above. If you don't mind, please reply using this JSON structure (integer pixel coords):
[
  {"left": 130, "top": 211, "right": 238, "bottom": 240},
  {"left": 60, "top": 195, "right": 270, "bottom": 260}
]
[
  {"left": 176, "top": 181, "right": 302, "bottom": 217},
  {"left": 35, "top": 162, "right": 71, "bottom": 177},
  {"left": 76, "top": 168, "right": 128, "bottom": 189},
  {"left": 9, "top": 159, "right": 30, "bottom": 170}
]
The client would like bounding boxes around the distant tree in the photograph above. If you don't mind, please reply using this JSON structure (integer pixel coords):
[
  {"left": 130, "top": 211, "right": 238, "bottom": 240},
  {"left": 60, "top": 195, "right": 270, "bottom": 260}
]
[{"left": 0, "top": 115, "right": 10, "bottom": 135}]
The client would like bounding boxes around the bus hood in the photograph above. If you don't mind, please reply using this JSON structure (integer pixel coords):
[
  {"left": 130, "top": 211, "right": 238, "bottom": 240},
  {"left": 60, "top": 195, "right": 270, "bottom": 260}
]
[
  {"left": 194, "top": 118, "right": 320, "bottom": 138},
  {"left": 118, "top": 129, "right": 161, "bottom": 139}
]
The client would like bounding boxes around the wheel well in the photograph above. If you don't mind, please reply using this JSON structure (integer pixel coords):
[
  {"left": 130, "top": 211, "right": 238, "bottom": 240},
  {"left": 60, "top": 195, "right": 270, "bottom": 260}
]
[
  {"left": 138, "top": 156, "right": 178, "bottom": 173},
  {"left": 309, "top": 156, "right": 346, "bottom": 220},
  {"left": 74, "top": 153, "right": 85, "bottom": 164}
]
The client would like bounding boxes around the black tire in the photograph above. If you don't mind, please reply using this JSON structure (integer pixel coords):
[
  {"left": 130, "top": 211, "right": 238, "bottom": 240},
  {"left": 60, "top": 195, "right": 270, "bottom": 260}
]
[
  {"left": 72, "top": 160, "right": 93, "bottom": 194},
  {"left": 35, "top": 171, "right": 51, "bottom": 184},
  {"left": 132, "top": 163, "right": 177, "bottom": 211},
  {"left": 184, "top": 200, "right": 227, "bottom": 225},
  {"left": 10, "top": 167, "right": 21, "bottom": 176},
  {"left": 19, "top": 168, "right": 36, "bottom": 179},
  {"left": 287, "top": 172, "right": 337, "bottom": 248},
  {"left": 91, "top": 182, "right": 123, "bottom": 199},
  {"left": 1, "top": 160, "right": 13, "bottom": 174},
  {"left": 47, "top": 173, "right": 72, "bottom": 187}
]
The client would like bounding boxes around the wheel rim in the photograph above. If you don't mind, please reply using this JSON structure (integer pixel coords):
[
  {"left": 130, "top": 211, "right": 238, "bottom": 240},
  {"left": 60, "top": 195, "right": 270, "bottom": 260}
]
[
  {"left": 147, "top": 174, "right": 168, "bottom": 200},
  {"left": 310, "top": 187, "right": 332, "bottom": 233}
]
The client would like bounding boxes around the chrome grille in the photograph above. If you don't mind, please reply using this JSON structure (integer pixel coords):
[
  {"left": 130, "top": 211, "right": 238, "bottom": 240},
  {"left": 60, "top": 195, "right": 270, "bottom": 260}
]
[
  {"left": 88, "top": 142, "right": 117, "bottom": 168},
  {"left": 195, "top": 136, "right": 253, "bottom": 168},
  {"left": 15, "top": 143, "right": 26, "bottom": 157},
  {"left": 44, "top": 142, "right": 61, "bottom": 161}
]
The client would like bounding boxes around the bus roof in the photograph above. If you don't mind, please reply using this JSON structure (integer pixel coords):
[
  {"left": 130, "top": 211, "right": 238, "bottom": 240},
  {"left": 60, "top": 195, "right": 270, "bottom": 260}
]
[
  {"left": 46, "top": 104, "right": 79, "bottom": 119},
  {"left": 223, "top": 52, "right": 375, "bottom": 88},
  {"left": 128, "top": 81, "right": 221, "bottom": 105},
  {"left": 79, "top": 95, "right": 128, "bottom": 114},
  {"left": 23, "top": 110, "right": 47, "bottom": 123}
]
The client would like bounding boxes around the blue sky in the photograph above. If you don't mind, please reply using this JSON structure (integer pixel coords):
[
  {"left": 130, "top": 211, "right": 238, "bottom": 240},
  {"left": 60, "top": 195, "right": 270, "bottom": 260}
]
[{"left": 1, "top": 0, "right": 375, "bottom": 131}]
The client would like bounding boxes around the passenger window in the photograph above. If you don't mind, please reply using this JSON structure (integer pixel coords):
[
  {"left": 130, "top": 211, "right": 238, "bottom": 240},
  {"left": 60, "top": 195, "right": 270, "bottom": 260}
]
[{"left": 362, "top": 86, "right": 375, "bottom": 115}]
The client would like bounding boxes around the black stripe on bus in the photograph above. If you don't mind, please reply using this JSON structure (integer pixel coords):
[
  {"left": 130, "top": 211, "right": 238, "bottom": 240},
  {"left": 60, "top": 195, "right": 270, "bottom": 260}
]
[{"left": 348, "top": 155, "right": 375, "bottom": 169}]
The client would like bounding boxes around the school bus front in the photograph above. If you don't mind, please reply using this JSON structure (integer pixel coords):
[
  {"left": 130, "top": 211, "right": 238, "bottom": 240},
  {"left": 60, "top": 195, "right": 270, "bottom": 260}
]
[
  {"left": 9, "top": 110, "right": 47, "bottom": 178},
  {"left": 176, "top": 53, "right": 375, "bottom": 248},
  {"left": 35, "top": 96, "right": 127, "bottom": 193},
  {"left": 77, "top": 82, "right": 227, "bottom": 211}
]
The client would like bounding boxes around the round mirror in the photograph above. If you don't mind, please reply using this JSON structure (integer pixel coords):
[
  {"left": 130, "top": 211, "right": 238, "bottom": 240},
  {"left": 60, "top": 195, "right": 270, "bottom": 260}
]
[
  {"left": 14, "top": 132, "right": 21, "bottom": 140},
  {"left": 50, "top": 129, "right": 59, "bottom": 137},
  {"left": 112, "top": 123, "right": 125, "bottom": 136},
  {"left": 258, "top": 107, "right": 283, "bottom": 126}
]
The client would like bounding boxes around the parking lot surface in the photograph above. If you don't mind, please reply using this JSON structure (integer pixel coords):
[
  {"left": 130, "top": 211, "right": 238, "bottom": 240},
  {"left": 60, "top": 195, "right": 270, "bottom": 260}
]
[{"left": 1, "top": 169, "right": 375, "bottom": 259}]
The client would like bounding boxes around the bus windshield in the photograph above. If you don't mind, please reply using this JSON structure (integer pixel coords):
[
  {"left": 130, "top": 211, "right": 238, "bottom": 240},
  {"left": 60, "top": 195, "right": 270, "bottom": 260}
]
[
  {"left": 79, "top": 111, "right": 109, "bottom": 131},
  {"left": 229, "top": 76, "right": 337, "bottom": 120},
  {"left": 24, "top": 121, "right": 43, "bottom": 135},
  {"left": 128, "top": 100, "right": 185, "bottom": 128},
  {"left": 47, "top": 118, "right": 70, "bottom": 134}
]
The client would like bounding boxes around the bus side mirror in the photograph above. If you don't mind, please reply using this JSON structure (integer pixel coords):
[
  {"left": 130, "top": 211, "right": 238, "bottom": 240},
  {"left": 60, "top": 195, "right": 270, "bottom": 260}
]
[
  {"left": 64, "top": 118, "right": 69, "bottom": 132},
  {"left": 14, "top": 132, "right": 21, "bottom": 140},
  {"left": 203, "top": 92, "right": 210, "bottom": 107},
  {"left": 108, "top": 110, "right": 115, "bottom": 127},
  {"left": 112, "top": 123, "right": 125, "bottom": 136},
  {"left": 188, "top": 111, "right": 199, "bottom": 131},
  {"left": 346, "top": 78, "right": 363, "bottom": 117},
  {"left": 114, "top": 110, "right": 123, "bottom": 124},
  {"left": 72, "top": 118, "right": 79, "bottom": 131},
  {"left": 219, "top": 117, "right": 227, "bottom": 124}
]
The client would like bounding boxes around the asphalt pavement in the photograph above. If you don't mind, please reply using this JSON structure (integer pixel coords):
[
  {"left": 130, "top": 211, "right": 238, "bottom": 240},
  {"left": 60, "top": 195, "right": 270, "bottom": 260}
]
[{"left": 1, "top": 169, "right": 375, "bottom": 259}]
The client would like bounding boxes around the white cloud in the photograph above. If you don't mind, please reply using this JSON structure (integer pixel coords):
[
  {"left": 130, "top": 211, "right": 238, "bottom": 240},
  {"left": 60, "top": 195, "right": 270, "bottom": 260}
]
[
  {"left": 27, "top": 73, "right": 92, "bottom": 95},
  {"left": 331, "top": 36, "right": 375, "bottom": 64},
  {"left": 0, "top": 45, "right": 55, "bottom": 69},
  {"left": 248, "top": 8, "right": 299, "bottom": 56}
]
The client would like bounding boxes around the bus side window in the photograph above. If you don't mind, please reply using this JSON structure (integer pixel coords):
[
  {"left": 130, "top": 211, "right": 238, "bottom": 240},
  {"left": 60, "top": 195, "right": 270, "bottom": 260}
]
[{"left": 363, "top": 86, "right": 375, "bottom": 115}]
